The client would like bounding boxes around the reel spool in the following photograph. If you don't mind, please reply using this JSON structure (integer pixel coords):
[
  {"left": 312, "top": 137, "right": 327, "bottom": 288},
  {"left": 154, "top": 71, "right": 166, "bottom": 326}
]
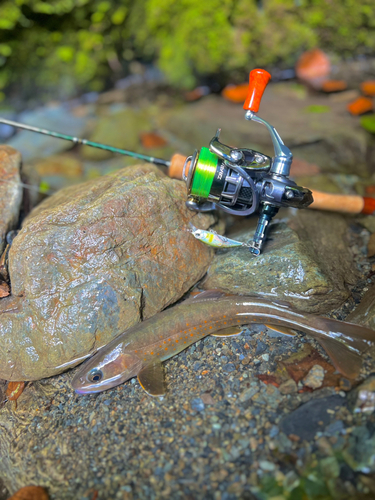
[{"left": 183, "top": 69, "right": 313, "bottom": 255}]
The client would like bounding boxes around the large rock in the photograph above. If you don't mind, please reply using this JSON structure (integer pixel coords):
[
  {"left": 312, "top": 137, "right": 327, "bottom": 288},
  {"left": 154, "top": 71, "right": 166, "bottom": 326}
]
[
  {"left": 0, "top": 165, "right": 214, "bottom": 381},
  {"left": 0, "top": 146, "right": 22, "bottom": 254},
  {"left": 203, "top": 211, "right": 358, "bottom": 314}
]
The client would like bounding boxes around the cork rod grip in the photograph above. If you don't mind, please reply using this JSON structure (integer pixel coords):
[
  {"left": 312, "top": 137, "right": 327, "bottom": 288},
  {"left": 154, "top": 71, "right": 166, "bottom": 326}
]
[
  {"left": 309, "top": 190, "right": 365, "bottom": 214},
  {"left": 243, "top": 69, "right": 272, "bottom": 113}
]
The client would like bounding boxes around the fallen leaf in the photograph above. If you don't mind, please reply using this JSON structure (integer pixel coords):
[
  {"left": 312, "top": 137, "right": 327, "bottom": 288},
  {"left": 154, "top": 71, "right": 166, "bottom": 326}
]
[
  {"left": 347, "top": 96, "right": 373, "bottom": 116},
  {"left": 6, "top": 381, "right": 25, "bottom": 401},
  {"left": 256, "top": 374, "right": 279, "bottom": 387},
  {"left": 361, "top": 81, "right": 375, "bottom": 97},
  {"left": 295, "top": 48, "right": 330, "bottom": 89},
  {"left": 140, "top": 132, "right": 167, "bottom": 149},
  {"left": 185, "top": 86, "right": 210, "bottom": 102},
  {"left": 8, "top": 486, "right": 49, "bottom": 500},
  {"left": 222, "top": 83, "right": 249, "bottom": 103},
  {"left": 360, "top": 114, "right": 375, "bottom": 134},
  {"left": 322, "top": 80, "right": 347, "bottom": 92},
  {"left": 0, "top": 282, "right": 9, "bottom": 298}
]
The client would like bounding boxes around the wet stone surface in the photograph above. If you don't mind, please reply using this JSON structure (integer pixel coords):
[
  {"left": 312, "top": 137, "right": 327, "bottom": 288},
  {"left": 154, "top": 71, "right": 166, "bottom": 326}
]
[
  {"left": 0, "top": 164, "right": 215, "bottom": 381},
  {"left": 203, "top": 211, "right": 358, "bottom": 314},
  {"left": 2, "top": 78, "right": 375, "bottom": 499},
  {"left": 0, "top": 146, "right": 22, "bottom": 255}
]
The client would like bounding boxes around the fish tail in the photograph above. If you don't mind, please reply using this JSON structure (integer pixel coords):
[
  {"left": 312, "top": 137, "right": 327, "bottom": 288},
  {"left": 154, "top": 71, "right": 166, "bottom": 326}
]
[{"left": 313, "top": 317, "right": 375, "bottom": 379}]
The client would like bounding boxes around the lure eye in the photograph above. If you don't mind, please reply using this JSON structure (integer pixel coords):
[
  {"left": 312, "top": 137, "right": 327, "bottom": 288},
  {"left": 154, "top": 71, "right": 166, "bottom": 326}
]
[{"left": 88, "top": 369, "right": 103, "bottom": 383}]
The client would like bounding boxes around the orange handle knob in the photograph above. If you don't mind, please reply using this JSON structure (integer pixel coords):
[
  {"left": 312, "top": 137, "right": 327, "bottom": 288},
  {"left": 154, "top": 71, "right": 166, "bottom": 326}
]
[{"left": 243, "top": 69, "right": 271, "bottom": 113}]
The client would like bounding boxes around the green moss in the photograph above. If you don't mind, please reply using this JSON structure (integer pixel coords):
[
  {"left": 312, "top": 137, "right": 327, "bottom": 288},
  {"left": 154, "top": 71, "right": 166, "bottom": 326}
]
[{"left": 0, "top": 0, "right": 374, "bottom": 99}]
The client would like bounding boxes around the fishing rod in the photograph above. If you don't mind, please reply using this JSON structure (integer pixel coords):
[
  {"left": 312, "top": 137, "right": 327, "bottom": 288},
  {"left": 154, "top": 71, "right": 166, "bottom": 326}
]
[
  {"left": 0, "top": 117, "right": 175, "bottom": 168},
  {"left": 1, "top": 70, "right": 375, "bottom": 254}
]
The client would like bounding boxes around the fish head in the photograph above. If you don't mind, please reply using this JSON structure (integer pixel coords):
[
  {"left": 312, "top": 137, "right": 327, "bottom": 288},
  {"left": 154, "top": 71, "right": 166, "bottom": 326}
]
[{"left": 72, "top": 343, "right": 142, "bottom": 394}]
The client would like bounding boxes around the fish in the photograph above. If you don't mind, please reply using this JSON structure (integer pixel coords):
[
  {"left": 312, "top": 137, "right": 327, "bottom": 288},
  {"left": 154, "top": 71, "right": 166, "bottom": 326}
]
[
  {"left": 72, "top": 291, "right": 375, "bottom": 396},
  {"left": 188, "top": 224, "right": 249, "bottom": 248}
]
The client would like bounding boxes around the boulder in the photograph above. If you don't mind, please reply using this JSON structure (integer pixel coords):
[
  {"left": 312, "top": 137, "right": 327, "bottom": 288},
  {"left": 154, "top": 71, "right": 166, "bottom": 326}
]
[
  {"left": 0, "top": 165, "right": 214, "bottom": 380},
  {"left": 203, "top": 211, "right": 358, "bottom": 314},
  {"left": 0, "top": 146, "right": 22, "bottom": 255}
]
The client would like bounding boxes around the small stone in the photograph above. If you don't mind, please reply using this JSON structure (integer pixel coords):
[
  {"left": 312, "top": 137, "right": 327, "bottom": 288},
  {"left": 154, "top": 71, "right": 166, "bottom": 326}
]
[
  {"left": 351, "top": 375, "right": 375, "bottom": 414},
  {"left": 239, "top": 386, "right": 259, "bottom": 403},
  {"left": 200, "top": 393, "right": 215, "bottom": 405},
  {"left": 260, "top": 353, "right": 269, "bottom": 362},
  {"left": 190, "top": 398, "right": 205, "bottom": 412},
  {"left": 255, "top": 341, "right": 267, "bottom": 355},
  {"left": 223, "top": 363, "right": 235, "bottom": 373},
  {"left": 279, "top": 379, "right": 298, "bottom": 395},
  {"left": 303, "top": 364, "right": 325, "bottom": 389},
  {"left": 259, "top": 460, "right": 276, "bottom": 472}
]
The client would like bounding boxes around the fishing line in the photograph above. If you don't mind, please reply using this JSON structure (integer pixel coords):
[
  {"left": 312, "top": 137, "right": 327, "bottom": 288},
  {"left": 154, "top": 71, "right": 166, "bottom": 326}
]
[{"left": 0, "top": 117, "right": 170, "bottom": 167}]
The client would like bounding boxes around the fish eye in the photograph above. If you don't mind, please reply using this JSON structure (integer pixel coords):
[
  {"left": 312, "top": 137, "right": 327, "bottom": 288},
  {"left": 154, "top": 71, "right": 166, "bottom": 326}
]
[{"left": 88, "top": 369, "right": 103, "bottom": 383}]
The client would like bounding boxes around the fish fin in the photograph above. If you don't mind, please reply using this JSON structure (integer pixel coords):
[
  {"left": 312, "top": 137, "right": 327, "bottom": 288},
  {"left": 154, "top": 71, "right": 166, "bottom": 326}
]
[
  {"left": 319, "top": 317, "right": 375, "bottom": 348},
  {"left": 317, "top": 336, "right": 363, "bottom": 379},
  {"left": 211, "top": 326, "right": 244, "bottom": 337},
  {"left": 265, "top": 324, "right": 297, "bottom": 337},
  {"left": 137, "top": 362, "right": 165, "bottom": 397}
]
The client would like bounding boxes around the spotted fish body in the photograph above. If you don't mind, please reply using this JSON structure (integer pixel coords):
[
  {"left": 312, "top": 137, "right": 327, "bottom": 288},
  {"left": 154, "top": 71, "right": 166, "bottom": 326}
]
[
  {"left": 72, "top": 291, "right": 375, "bottom": 396},
  {"left": 189, "top": 225, "right": 246, "bottom": 248}
]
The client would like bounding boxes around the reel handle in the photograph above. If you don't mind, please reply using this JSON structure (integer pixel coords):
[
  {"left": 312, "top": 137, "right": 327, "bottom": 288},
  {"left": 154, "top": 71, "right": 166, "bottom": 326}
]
[{"left": 243, "top": 69, "right": 271, "bottom": 113}]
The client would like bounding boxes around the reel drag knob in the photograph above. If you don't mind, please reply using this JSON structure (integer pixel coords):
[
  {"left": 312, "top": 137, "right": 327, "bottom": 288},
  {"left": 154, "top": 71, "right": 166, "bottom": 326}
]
[{"left": 243, "top": 69, "right": 271, "bottom": 113}]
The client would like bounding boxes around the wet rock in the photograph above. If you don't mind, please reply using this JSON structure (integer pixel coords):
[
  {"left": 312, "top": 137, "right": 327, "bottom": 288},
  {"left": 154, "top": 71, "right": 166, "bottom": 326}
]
[
  {"left": 157, "top": 84, "right": 369, "bottom": 176},
  {"left": 203, "top": 211, "right": 358, "bottom": 314},
  {"left": 0, "top": 165, "right": 215, "bottom": 380},
  {"left": 7, "top": 105, "right": 89, "bottom": 162},
  {"left": 279, "top": 395, "right": 346, "bottom": 441},
  {"left": 303, "top": 364, "right": 325, "bottom": 389},
  {"left": 342, "top": 425, "right": 375, "bottom": 473},
  {"left": 279, "top": 379, "right": 298, "bottom": 395},
  {"left": 0, "top": 146, "right": 22, "bottom": 255},
  {"left": 347, "top": 283, "right": 375, "bottom": 330},
  {"left": 349, "top": 374, "right": 375, "bottom": 414}
]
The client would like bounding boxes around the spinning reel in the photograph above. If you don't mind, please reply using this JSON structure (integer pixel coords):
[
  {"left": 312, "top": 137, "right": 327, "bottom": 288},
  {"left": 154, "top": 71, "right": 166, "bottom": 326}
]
[{"left": 182, "top": 69, "right": 313, "bottom": 255}]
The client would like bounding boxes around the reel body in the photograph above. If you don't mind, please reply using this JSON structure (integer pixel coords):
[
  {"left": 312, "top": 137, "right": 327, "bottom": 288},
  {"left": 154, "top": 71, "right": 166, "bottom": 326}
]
[{"left": 183, "top": 69, "right": 313, "bottom": 255}]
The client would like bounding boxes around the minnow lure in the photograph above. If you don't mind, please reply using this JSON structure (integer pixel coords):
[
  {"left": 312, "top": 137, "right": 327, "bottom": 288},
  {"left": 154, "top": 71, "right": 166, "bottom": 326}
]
[
  {"left": 188, "top": 224, "right": 249, "bottom": 248},
  {"left": 72, "top": 291, "right": 375, "bottom": 396}
]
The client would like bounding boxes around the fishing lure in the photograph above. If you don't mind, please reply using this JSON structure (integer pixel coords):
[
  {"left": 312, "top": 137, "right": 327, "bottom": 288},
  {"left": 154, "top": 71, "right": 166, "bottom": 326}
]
[
  {"left": 72, "top": 290, "right": 375, "bottom": 397},
  {"left": 188, "top": 223, "right": 250, "bottom": 249}
]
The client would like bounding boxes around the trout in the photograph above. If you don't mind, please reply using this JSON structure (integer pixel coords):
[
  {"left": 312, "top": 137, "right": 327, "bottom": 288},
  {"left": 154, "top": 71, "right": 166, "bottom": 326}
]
[{"left": 72, "top": 291, "right": 375, "bottom": 396}]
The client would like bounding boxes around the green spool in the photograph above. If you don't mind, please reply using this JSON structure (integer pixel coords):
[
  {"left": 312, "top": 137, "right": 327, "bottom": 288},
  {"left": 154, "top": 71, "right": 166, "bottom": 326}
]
[{"left": 190, "top": 147, "right": 218, "bottom": 198}]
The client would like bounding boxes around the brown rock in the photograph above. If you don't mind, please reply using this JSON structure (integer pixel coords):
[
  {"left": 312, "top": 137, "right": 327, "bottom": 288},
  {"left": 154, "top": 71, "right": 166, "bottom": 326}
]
[
  {"left": 0, "top": 146, "right": 22, "bottom": 254},
  {"left": 0, "top": 165, "right": 215, "bottom": 381}
]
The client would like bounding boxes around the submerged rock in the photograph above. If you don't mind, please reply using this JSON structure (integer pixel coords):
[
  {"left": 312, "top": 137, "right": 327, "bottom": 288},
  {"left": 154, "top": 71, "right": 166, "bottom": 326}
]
[
  {"left": 7, "top": 105, "right": 89, "bottom": 162},
  {"left": 203, "top": 211, "right": 358, "bottom": 313},
  {"left": 347, "top": 283, "right": 375, "bottom": 329},
  {"left": 0, "top": 165, "right": 214, "bottom": 381},
  {"left": 0, "top": 146, "right": 22, "bottom": 255}
]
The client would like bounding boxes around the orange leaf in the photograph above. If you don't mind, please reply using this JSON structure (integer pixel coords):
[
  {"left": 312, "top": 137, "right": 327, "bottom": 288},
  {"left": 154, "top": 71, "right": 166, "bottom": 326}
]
[
  {"left": 347, "top": 96, "right": 373, "bottom": 116},
  {"left": 8, "top": 486, "right": 49, "bottom": 500},
  {"left": 6, "top": 381, "right": 25, "bottom": 401},
  {"left": 322, "top": 80, "right": 347, "bottom": 92},
  {"left": 140, "top": 132, "right": 167, "bottom": 149},
  {"left": 361, "top": 81, "right": 375, "bottom": 97},
  {"left": 222, "top": 83, "right": 249, "bottom": 103}
]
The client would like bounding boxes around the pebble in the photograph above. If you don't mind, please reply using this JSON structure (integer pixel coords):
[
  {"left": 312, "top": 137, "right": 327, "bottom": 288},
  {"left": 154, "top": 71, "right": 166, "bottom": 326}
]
[
  {"left": 303, "top": 364, "right": 325, "bottom": 389},
  {"left": 190, "top": 398, "right": 205, "bottom": 412},
  {"left": 279, "top": 379, "right": 298, "bottom": 395}
]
